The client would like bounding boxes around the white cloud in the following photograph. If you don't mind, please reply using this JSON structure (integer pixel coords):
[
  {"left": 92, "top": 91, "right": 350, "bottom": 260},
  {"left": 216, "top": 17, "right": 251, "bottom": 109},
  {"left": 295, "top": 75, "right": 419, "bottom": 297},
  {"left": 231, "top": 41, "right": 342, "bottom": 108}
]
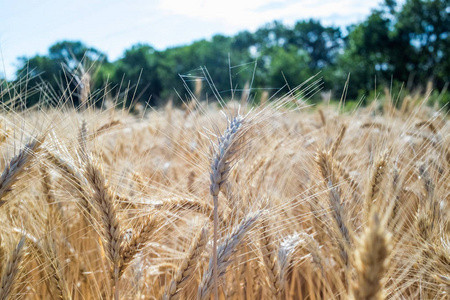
[{"left": 158, "top": 0, "right": 381, "bottom": 30}]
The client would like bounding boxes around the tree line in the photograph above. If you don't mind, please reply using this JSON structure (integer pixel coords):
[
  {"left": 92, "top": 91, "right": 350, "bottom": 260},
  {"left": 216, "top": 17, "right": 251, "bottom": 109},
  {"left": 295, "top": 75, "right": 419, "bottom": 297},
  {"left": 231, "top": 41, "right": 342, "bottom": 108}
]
[{"left": 3, "top": 0, "right": 449, "bottom": 107}]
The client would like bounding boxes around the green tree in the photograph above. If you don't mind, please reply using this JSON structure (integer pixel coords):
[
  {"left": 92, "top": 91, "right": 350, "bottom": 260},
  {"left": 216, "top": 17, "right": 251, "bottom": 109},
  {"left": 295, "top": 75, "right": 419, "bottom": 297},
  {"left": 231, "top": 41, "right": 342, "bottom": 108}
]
[
  {"left": 155, "top": 34, "right": 253, "bottom": 103},
  {"left": 266, "top": 46, "right": 313, "bottom": 93},
  {"left": 253, "top": 21, "right": 290, "bottom": 52},
  {"left": 336, "top": 0, "right": 449, "bottom": 100},
  {"left": 250, "top": 20, "right": 343, "bottom": 95},
  {"left": 112, "top": 44, "right": 161, "bottom": 106},
  {"left": 231, "top": 30, "right": 256, "bottom": 53},
  {"left": 393, "top": 0, "right": 450, "bottom": 87},
  {"left": 336, "top": 9, "right": 394, "bottom": 99},
  {"left": 290, "top": 20, "right": 343, "bottom": 70},
  {"left": 155, "top": 43, "right": 196, "bottom": 102}
]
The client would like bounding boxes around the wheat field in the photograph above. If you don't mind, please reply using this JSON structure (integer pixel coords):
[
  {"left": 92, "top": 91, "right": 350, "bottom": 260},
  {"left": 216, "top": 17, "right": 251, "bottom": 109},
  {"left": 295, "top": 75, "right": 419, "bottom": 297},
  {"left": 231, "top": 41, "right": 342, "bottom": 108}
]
[{"left": 0, "top": 78, "right": 448, "bottom": 300}]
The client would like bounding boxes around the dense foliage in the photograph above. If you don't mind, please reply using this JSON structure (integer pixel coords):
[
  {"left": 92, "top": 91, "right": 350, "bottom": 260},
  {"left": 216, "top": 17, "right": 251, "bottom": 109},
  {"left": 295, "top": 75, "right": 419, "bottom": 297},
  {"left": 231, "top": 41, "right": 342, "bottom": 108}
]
[{"left": 4, "top": 0, "right": 450, "bottom": 107}]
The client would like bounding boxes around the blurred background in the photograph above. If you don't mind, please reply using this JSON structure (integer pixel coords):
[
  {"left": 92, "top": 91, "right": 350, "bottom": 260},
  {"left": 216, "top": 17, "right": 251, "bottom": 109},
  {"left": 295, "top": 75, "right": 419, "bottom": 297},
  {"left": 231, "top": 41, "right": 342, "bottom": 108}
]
[{"left": 1, "top": 0, "right": 449, "bottom": 107}]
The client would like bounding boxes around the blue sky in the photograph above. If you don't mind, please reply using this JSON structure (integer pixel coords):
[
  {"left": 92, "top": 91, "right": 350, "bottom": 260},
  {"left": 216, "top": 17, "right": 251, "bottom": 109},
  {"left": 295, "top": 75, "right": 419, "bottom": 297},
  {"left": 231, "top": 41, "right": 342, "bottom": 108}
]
[{"left": 0, "top": 0, "right": 385, "bottom": 79}]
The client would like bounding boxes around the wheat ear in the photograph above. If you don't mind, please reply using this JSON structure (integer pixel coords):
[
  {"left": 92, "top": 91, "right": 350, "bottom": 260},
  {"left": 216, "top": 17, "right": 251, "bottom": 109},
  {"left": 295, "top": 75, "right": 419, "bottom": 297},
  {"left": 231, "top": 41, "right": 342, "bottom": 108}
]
[
  {"left": 0, "top": 136, "right": 44, "bottom": 205},
  {"left": 40, "top": 166, "right": 65, "bottom": 227},
  {"left": 78, "top": 119, "right": 88, "bottom": 161},
  {"left": 45, "top": 150, "right": 92, "bottom": 217},
  {"left": 120, "top": 214, "right": 159, "bottom": 276},
  {"left": 260, "top": 218, "right": 281, "bottom": 299},
  {"left": 329, "top": 124, "right": 347, "bottom": 156},
  {"left": 163, "top": 198, "right": 218, "bottom": 223},
  {"left": 351, "top": 213, "right": 391, "bottom": 300},
  {"left": 364, "top": 150, "right": 389, "bottom": 214},
  {"left": 41, "top": 166, "right": 55, "bottom": 206},
  {"left": 300, "top": 232, "right": 325, "bottom": 274},
  {"left": 316, "top": 149, "right": 351, "bottom": 268},
  {"left": 277, "top": 234, "right": 301, "bottom": 297},
  {"left": 197, "top": 210, "right": 261, "bottom": 300},
  {"left": 332, "top": 156, "right": 359, "bottom": 194},
  {"left": 0, "top": 237, "right": 26, "bottom": 300},
  {"left": 318, "top": 109, "right": 326, "bottom": 127},
  {"left": 209, "top": 114, "right": 245, "bottom": 300},
  {"left": 84, "top": 159, "right": 121, "bottom": 299},
  {"left": 163, "top": 226, "right": 209, "bottom": 300}
]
